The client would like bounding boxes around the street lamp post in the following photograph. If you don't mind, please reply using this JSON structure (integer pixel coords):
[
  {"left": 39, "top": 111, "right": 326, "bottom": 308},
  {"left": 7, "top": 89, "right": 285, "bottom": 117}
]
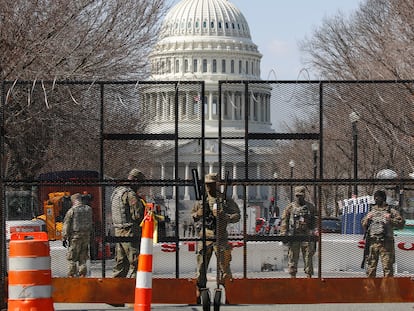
[
  {"left": 273, "top": 172, "right": 278, "bottom": 217},
  {"left": 289, "top": 160, "right": 295, "bottom": 201},
  {"left": 312, "top": 142, "right": 319, "bottom": 205},
  {"left": 349, "top": 112, "right": 360, "bottom": 197}
]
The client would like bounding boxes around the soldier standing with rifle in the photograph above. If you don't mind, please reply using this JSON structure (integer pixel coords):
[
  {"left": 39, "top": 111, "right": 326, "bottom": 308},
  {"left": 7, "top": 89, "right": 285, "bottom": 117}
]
[
  {"left": 361, "top": 190, "right": 405, "bottom": 277},
  {"left": 191, "top": 172, "right": 241, "bottom": 302}
]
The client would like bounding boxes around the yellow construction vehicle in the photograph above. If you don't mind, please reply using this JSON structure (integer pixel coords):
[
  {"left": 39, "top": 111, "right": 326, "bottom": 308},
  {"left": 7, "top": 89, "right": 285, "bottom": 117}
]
[{"left": 35, "top": 192, "right": 71, "bottom": 241}]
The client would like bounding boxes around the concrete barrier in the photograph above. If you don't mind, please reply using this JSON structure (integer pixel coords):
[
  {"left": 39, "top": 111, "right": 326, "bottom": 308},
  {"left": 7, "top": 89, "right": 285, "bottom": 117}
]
[{"left": 46, "top": 234, "right": 414, "bottom": 277}]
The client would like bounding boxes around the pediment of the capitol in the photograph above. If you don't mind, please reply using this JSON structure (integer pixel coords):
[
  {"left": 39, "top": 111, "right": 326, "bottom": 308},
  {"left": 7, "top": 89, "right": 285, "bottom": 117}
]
[{"left": 154, "top": 138, "right": 248, "bottom": 161}]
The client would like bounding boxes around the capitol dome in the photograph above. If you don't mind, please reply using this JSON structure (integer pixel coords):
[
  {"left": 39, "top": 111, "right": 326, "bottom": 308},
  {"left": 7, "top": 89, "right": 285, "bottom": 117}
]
[
  {"left": 149, "top": 0, "right": 262, "bottom": 81},
  {"left": 160, "top": 0, "right": 252, "bottom": 39},
  {"left": 144, "top": 0, "right": 274, "bottom": 204},
  {"left": 146, "top": 0, "right": 273, "bottom": 137}
]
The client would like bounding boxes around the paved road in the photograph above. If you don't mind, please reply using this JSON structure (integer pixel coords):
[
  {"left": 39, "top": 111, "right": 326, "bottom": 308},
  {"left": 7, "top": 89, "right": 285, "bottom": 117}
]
[{"left": 53, "top": 302, "right": 414, "bottom": 311}]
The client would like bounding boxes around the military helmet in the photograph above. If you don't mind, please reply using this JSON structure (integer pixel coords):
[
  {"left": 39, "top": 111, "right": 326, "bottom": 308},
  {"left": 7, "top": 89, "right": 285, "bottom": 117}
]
[
  {"left": 205, "top": 173, "right": 218, "bottom": 184},
  {"left": 294, "top": 186, "right": 306, "bottom": 196},
  {"left": 128, "top": 168, "right": 145, "bottom": 180},
  {"left": 70, "top": 193, "right": 82, "bottom": 203}
]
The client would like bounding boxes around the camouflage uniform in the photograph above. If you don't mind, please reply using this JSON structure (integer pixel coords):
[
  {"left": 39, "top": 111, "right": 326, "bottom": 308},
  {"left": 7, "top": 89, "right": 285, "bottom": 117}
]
[
  {"left": 111, "top": 185, "right": 145, "bottom": 278},
  {"left": 62, "top": 193, "right": 93, "bottom": 277},
  {"left": 280, "top": 186, "right": 317, "bottom": 278},
  {"left": 361, "top": 191, "right": 405, "bottom": 278},
  {"left": 191, "top": 173, "right": 241, "bottom": 289}
]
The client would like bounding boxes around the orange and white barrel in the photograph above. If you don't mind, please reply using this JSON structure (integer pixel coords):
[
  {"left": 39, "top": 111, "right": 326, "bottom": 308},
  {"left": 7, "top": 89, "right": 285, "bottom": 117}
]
[
  {"left": 134, "top": 204, "right": 154, "bottom": 311},
  {"left": 8, "top": 232, "right": 54, "bottom": 311}
]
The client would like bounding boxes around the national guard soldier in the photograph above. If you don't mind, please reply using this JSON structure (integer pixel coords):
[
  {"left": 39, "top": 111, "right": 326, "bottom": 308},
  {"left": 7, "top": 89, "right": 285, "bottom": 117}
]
[
  {"left": 62, "top": 192, "right": 93, "bottom": 277},
  {"left": 191, "top": 173, "right": 241, "bottom": 298},
  {"left": 280, "top": 186, "right": 317, "bottom": 278},
  {"left": 111, "top": 168, "right": 146, "bottom": 278},
  {"left": 361, "top": 190, "right": 405, "bottom": 277}
]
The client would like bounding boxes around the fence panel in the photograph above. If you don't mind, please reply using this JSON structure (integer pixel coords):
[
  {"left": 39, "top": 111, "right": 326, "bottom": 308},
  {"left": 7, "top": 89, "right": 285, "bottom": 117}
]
[{"left": 1, "top": 80, "right": 414, "bottom": 305}]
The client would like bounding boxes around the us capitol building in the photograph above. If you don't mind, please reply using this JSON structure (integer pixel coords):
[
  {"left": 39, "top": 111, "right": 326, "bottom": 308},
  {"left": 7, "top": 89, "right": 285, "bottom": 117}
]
[{"left": 144, "top": 0, "right": 278, "bottom": 222}]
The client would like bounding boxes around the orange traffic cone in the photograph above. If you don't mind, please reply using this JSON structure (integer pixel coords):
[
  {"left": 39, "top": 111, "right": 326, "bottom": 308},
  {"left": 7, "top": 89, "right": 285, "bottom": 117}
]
[
  {"left": 8, "top": 232, "right": 54, "bottom": 311},
  {"left": 134, "top": 203, "right": 155, "bottom": 311}
]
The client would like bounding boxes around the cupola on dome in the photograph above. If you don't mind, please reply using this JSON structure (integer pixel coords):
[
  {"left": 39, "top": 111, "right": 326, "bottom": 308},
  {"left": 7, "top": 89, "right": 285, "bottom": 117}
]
[
  {"left": 150, "top": 0, "right": 262, "bottom": 81},
  {"left": 160, "top": 0, "right": 251, "bottom": 39}
]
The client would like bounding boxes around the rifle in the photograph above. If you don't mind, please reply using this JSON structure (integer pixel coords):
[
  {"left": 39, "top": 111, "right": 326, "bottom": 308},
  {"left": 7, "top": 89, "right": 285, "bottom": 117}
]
[
  {"left": 218, "top": 171, "right": 229, "bottom": 208},
  {"left": 192, "top": 168, "right": 202, "bottom": 201},
  {"left": 361, "top": 220, "right": 371, "bottom": 269}
]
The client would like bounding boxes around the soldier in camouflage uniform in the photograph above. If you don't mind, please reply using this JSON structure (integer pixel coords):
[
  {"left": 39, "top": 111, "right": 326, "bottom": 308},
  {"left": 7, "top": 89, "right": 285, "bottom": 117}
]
[
  {"left": 111, "top": 168, "right": 146, "bottom": 278},
  {"left": 191, "top": 173, "right": 241, "bottom": 294},
  {"left": 361, "top": 190, "right": 405, "bottom": 277},
  {"left": 280, "top": 186, "right": 317, "bottom": 278},
  {"left": 62, "top": 193, "right": 93, "bottom": 277}
]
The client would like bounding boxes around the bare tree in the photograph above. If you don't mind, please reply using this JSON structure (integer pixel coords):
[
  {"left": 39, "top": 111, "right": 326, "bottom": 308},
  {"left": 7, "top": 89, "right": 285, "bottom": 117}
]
[
  {"left": 1, "top": 0, "right": 170, "bottom": 179},
  {"left": 298, "top": 0, "right": 414, "bottom": 182},
  {"left": 0, "top": 0, "right": 169, "bottom": 80},
  {"left": 300, "top": 0, "right": 414, "bottom": 81}
]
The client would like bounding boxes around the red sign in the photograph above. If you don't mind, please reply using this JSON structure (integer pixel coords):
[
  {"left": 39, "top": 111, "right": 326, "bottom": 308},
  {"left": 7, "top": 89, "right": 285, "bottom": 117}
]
[
  {"left": 10, "top": 225, "right": 41, "bottom": 233},
  {"left": 161, "top": 241, "right": 244, "bottom": 253},
  {"left": 358, "top": 240, "right": 414, "bottom": 251},
  {"left": 397, "top": 242, "right": 414, "bottom": 251},
  {"left": 357, "top": 240, "right": 365, "bottom": 249}
]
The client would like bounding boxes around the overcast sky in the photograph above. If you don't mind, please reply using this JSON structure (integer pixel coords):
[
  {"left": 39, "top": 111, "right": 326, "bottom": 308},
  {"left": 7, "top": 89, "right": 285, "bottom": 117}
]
[{"left": 169, "top": 0, "right": 363, "bottom": 80}]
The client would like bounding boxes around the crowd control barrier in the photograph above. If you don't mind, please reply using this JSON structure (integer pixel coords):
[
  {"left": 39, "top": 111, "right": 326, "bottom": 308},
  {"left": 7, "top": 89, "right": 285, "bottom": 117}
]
[
  {"left": 341, "top": 196, "right": 371, "bottom": 234},
  {"left": 8, "top": 231, "right": 54, "bottom": 311}
]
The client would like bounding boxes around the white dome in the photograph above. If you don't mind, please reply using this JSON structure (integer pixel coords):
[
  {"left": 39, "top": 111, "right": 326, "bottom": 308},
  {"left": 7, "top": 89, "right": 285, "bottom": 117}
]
[
  {"left": 146, "top": 0, "right": 273, "bottom": 137},
  {"left": 376, "top": 169, "right": 398, "bottom": 179},
  {"left": 160, "top": 0, "right": 251, "bottom": 39},
  {"left": 149, "top": 0, "right": 262, "bottom": 81}
]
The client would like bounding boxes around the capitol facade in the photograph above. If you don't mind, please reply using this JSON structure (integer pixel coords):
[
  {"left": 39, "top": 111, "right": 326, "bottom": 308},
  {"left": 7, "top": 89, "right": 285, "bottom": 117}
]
[{"left": 145, "top": 0, "right": 276, "bottom": 210}]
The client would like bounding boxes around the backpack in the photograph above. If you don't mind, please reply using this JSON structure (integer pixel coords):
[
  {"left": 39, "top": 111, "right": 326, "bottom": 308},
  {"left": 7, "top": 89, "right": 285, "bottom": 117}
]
[{"left": 72, "top": 205, "right": 92, "bottom": 233}]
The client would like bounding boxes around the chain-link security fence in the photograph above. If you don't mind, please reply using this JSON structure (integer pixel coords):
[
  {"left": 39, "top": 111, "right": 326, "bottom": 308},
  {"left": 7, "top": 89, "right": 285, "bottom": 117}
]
[{"left": 1, "top": 81, "right": 414, "bottom": 292}]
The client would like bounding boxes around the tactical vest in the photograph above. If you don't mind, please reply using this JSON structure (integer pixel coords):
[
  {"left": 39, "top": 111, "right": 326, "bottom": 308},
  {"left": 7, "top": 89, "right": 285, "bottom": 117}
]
[
  {"left": 111, "top": 186, "right": 134, "bottom": 228},
  {"left": 201, "top": 195, "right": 235, "bottom": 242},
  {"left": 369, "top": 209, "right": 389, "bottom": 240},
  {"left": 289, "top": 203, "right": 312, "bottom": 235},
  {"left": 72, "top": 205, "right": 92, "bottom": 232},
  {"left": 201, "top": 196, "right": 217, "bottom": 231}
]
